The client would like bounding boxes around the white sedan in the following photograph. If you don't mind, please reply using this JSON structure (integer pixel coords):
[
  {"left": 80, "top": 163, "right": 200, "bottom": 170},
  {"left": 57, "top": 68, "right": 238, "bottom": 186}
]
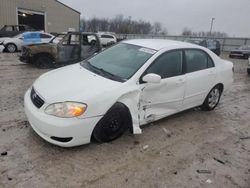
[
  {"left": 1, "top": 32, "right": 54, "bottom": 53},
  {"left": 24, "top": 39, "right": 233, "bottom": 147},
  {"left": 99, "top": 33, "right": 117, "bottom": 46}
]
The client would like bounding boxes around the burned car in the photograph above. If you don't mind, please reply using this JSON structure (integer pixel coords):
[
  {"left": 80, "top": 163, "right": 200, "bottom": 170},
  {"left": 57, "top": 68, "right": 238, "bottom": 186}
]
[
  {"left": 20, "top": 32, "right": 102, "bottom": 68},
  {"left": 229, "top": 45, "right": 250, "bottom": 59}
]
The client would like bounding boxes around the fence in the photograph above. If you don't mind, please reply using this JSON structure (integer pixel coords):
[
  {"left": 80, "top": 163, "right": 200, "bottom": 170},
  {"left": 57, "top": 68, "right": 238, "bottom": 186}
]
[{"left": 116, "top": 34, "right": 250, "bottom": 52}]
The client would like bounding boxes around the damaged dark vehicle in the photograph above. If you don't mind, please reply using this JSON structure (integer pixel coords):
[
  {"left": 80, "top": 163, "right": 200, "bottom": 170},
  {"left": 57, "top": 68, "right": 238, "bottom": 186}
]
[
  {"left": 20, "top": 32, "right": 102, "bottom": 68},
  {"left": 0, "top": 25, "right": 35, "bottom": 37}
]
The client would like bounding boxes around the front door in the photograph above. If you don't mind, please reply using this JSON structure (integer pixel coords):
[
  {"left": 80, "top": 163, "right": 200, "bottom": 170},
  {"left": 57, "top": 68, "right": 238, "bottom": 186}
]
[
  {"left": 80, "top": 34, "right": 101, "bottom": 60},
  {"left": 139, "top": 50, "right": 186, "bottom": 124},
  {"left": 57, "top": 33, "right": 81, "bottom": 64}
]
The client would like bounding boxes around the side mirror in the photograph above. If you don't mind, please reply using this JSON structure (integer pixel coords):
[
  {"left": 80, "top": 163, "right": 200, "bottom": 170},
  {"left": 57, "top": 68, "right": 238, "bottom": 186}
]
[{"left": 142, "top": 73, "right": 161, "bottom": 84}]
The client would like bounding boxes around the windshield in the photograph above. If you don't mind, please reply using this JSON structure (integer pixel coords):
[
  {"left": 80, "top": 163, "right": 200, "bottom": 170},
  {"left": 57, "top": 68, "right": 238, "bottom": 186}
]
[{"left": 81, "top": 43, "right": 156, "bottom": 81}]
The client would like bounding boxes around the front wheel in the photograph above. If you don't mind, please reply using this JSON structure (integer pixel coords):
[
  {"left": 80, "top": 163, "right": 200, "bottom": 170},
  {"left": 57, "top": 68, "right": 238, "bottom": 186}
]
[
  {"left": 5, "top": 43, "right": 17, "bottom": 53},
  {"left": 202, "top": 86, "right": 222, "bottom": 111},
  {"left": 92, "top": 103, "right": 130, "bottom": 143},
  {"left": 34, "top": 55, "right": 54, "bottom": 69}
]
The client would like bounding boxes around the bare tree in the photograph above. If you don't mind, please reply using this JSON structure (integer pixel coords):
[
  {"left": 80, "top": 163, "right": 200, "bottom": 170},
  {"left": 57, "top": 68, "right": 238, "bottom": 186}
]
[
  {"left": 153, "top": 22, "right": 162, "bottom": 34},
  {"left": 182, "top": 28, "right": 192, "bottom": 36},
  {"left": 80, "top": 15, "right": 163, "bottom": 35}
]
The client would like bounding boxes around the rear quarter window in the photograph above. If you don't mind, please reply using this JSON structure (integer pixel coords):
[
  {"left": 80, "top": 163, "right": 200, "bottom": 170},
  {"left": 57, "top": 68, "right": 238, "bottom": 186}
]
[{"left": 185, "top": 49, "right": 214, "bottom": 73}]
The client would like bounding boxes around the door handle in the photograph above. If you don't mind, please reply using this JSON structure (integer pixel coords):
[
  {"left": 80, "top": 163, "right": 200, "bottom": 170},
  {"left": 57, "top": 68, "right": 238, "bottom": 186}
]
[
  {"left": 208, "top": 70, "right": 215, "bottom": 75},
  {"left": 176, "top": 79, "right": 185, "bottom": 84}
]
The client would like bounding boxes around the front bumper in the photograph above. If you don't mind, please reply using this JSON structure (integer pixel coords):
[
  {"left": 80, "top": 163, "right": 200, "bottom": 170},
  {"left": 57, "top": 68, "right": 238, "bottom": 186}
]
[
  {"left": 24, "top": 88, "right": 102, "bottom": 147},
  {"left": 19, "top": 55, "right": 32, "bottom": 63}
]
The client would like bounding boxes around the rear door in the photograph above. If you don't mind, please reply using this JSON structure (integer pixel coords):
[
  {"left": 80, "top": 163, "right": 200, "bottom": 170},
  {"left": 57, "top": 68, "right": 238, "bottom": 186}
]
[
  {"left": 57, "top": 33, "right": 81, "bottom": 64},
  {"left": 182, "top": 49, "right": 216, "bottom": 109}
]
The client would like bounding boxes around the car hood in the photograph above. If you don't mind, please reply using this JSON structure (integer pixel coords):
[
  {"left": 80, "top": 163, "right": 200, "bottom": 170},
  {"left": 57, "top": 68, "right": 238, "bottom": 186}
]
[
  {"left": 33, "top": 64, "right": 122, "bottom": 103},
  {"left": 0, "top": 37, "right": 9, "bottom": 42}
]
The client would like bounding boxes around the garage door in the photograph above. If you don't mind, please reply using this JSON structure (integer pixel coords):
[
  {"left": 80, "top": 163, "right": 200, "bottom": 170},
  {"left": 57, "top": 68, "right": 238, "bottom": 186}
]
[{"left": 18, "top": 9, "right": 45, "bottom": 31}]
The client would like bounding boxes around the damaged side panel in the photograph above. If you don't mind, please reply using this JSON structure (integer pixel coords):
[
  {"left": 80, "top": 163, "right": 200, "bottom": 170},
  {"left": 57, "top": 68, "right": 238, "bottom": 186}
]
[
  {"left": 117, "top": 90, "right": 142, "bottom": 134},
  {"left": 139, "top": 75, "right": 186, "bottom": 124}
]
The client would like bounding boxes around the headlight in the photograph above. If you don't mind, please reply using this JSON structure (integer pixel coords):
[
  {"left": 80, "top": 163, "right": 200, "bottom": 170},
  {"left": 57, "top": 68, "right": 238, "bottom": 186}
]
[{"left": 45, "top": 102, "right": 87, "bottom": 118}]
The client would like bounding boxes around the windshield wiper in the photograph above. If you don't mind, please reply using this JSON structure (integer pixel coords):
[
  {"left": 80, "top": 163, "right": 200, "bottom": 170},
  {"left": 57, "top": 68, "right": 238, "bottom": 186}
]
[{"left": 81, "top": 61, "right": 125, "bottom": 82}]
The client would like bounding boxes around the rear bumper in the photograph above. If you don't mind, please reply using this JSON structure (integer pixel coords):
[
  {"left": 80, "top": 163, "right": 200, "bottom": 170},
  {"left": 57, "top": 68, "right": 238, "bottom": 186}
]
[{"left": 24, "top": 88, "right": 102, "bottom": 147}]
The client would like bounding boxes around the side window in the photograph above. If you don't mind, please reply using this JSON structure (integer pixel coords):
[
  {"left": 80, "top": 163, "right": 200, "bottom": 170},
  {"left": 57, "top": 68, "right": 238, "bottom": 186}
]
[
  {"left": 61, "top": 35, "right": 70, "bottom": 45},
  {"left": 146, "top": 50, "right": 183, "bottom": 79},
  {"left": 101, "top": 35, "right": 114, "bottom": 39},
  {"left": 19, "top": 26, "right": 26, "bottom": 31},
  {"left": 69, "top": 34, "right": 80, "bottom": 45},
  {"left": 185, "top": 50, "right": 213, "bottom": 73},
  {"left": 82, "top": 35, "right": 91, "bottom": 46},
  {"left": 208, "top": 56, "right": 214, "bottom": 68},
  {"left": 40, "top": 34, "right": 51, "bottom": 39},
  {"left": 4, "top": 26, "right": 13, "bottom": 31}
]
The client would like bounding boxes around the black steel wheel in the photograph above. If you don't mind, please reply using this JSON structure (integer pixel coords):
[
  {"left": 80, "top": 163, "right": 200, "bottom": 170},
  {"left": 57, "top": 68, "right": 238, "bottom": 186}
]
[{"left": 92, "top": 103, "right": 131, "bottom": 143}]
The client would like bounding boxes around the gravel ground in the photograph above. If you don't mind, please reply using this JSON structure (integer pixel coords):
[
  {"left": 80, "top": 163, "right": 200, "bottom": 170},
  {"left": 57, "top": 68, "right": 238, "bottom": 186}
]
[{"left": 0, "top": 52, "right": 249, "bottom": 188}]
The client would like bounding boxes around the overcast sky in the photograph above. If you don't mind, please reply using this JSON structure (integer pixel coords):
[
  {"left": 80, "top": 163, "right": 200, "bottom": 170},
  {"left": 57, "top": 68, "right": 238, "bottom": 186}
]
[{"left": 60, "top": 0, "right": 250, "bottom": 37}]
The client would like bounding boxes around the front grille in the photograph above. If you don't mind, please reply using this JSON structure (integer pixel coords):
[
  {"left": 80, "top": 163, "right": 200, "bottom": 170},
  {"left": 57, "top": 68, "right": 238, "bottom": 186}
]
[{"left": 30, "top": 87, "right": 44, "bottom": 108}]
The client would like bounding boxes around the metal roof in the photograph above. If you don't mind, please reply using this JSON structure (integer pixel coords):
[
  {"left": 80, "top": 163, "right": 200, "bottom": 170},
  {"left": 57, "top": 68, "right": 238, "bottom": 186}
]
[{"left": 55, "top": 0, "right": 80, "bottom": 14}]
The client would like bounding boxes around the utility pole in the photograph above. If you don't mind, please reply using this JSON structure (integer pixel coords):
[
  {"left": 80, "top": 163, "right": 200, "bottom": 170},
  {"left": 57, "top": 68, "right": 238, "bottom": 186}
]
[{"left": 209, "top": 18, "right": 215, "bottom": 36}]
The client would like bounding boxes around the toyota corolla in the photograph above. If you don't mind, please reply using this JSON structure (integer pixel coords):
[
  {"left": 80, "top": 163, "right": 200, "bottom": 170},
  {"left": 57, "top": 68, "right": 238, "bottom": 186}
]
[{"left": 24, "top": 39, "right": 233, "bottom": 147}]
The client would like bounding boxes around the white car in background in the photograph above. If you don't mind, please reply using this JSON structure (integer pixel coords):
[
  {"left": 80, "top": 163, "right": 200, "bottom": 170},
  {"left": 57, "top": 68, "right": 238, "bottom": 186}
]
[
  {"left": 1, "top": 32, "right": 54, "bottom": 53},
  {"left": 98, "top": 33, "right": 117, "bottom": 46},
  {"left": 24, "top": 39, "right": 233, "bottom": 147}
]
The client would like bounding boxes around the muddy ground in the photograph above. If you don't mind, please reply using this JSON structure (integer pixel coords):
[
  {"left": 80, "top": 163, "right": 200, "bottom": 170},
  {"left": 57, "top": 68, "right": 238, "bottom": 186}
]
[{"left": 0, "top": 52, "right": 249, "bottom": 188}]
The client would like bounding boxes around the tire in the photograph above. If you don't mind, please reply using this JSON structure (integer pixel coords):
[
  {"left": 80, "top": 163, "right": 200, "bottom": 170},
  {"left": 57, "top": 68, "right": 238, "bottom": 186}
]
[
  {"left": 34, "top": 55, "right": 54, "bottom": 69},
  {"left": 92, "top": 103, "right": 131, "bottom": 143},
  {"left": 247, "top": 69, "right": 250, "bottom": 75},
  {"left": 201, "top": 85, "right": 222, "bottom": 111},
  {"left": 5, "top": 43, "right": 17, "bottom": 53},
  {"left": 243, "top": 54, "right": 249, "bottom": 59}
]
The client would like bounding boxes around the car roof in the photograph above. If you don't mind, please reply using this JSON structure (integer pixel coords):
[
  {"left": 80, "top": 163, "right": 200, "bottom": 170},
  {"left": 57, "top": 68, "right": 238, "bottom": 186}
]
[{"left": 123, "top": 39, "right": 200, "bottom": 51}]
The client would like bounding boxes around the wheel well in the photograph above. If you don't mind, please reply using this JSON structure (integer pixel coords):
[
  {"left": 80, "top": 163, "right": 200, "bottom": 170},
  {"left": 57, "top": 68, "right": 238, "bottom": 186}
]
[
  {"left": 115, "top": 102, "right": 133, "bottom": 133},
  {"left": 90, "top": 102, "right": 133, "bottom": 142},
  {"left": 216, "top": 83, "right": 224, "bottom": 93},
  {"left": 5, "top": 43, "right": 17, "bottom": 48},
  {"left": 106, "top": 102, "right": 133, "bottom": 132}
]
